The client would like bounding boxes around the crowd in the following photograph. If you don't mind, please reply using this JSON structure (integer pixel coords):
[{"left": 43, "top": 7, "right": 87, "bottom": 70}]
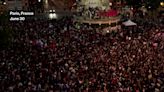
[
  {"left": 77, "top": 6, "right": 108, "bottom": 19},
  {"left": 0, "top": 15, "right": 164, "bottom": 92}
]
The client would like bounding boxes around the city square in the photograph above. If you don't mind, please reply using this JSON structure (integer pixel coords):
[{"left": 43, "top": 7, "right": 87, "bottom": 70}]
[{"left": 0, "top": 0, "right": 164, "bottom": 92}]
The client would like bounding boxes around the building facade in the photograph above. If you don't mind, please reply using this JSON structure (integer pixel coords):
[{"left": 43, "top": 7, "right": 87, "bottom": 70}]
[
  {"left": 6, "top": 0, "right": 28, "bottom": 10},
  {"left": 0, "top": 1, "right": 7, "bottom": 14}
]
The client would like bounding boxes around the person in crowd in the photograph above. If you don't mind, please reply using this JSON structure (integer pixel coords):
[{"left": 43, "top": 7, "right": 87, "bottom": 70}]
[{"left": 0, "top": 15, "right": 164, "bottom": 92}]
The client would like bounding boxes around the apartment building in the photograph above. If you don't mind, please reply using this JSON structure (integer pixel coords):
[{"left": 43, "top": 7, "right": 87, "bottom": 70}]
[
  {"left": 6, "top": 0, "right": 28, "bottom": 10},
  {"left": 0, "top": 1, "right": 7, "bottom": 14}
]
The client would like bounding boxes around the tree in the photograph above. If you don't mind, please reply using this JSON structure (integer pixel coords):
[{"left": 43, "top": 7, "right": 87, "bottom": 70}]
[
  {"left": 0, "top": 13, "right": 12, "bottom": 49},
  {"left": 124, "top": 0, "right": 142, "bottom": 8},
  {"left": 144, "top": 0, "right": 161, "bottom": 10},
  {"left": 0, "top": 28, "right": 12, "bottom": 49}
]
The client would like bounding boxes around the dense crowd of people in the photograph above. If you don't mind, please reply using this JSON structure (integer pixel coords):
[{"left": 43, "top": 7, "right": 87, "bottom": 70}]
[
  {"left": 0, "top": 15, "right": 164, "bottom": 92},
  {"left": 78, "top": 7, "right": 101, "bottom": 19}
]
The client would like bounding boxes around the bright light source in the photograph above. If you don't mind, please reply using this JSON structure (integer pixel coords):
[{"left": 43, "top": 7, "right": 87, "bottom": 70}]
[
  {"left": 49, "top": 10, "right": 52, "bottom": 12},
  {"left": 49, "top": 13, "right": 57, "bottom": 19},
  {"left": 38, "top": 0, "right": 41, "bottom": 2},
  {"left": 160, "top": 2, "right": 164, "bottom": 7},
  {"left": 52, "top": 10, "right": 55, "bottom": 12},
  {"left": 45, "top": 0, "right": 48, "bottom": 4},
  {"left": 109, "top": 3, "right": 112, "bottom": 6},
  {"left": 3, "top": 2, "right": 6, "bottom": 5}
]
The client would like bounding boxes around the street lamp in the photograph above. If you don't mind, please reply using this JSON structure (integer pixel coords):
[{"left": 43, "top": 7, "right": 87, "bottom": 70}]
[
  {"left": 160, "top": 2, "right": 164, "bottom": 7},
  {"left": 3, "top": 2, "right": 6, "bottom": 5},
  {"left": 38, "top": 0, "right": 41, "bottom": 3},
  {"left": 49, "top": 13, "right": 57, "bottom": 19},
  {"left": 109, "top": 2, "right": 112, "bottom": 6}
]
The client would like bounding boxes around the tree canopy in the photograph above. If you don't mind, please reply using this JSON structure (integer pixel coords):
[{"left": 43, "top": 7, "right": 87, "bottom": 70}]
[{"left": 124, "top": 0, "right": 161, "bottom": 9}]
